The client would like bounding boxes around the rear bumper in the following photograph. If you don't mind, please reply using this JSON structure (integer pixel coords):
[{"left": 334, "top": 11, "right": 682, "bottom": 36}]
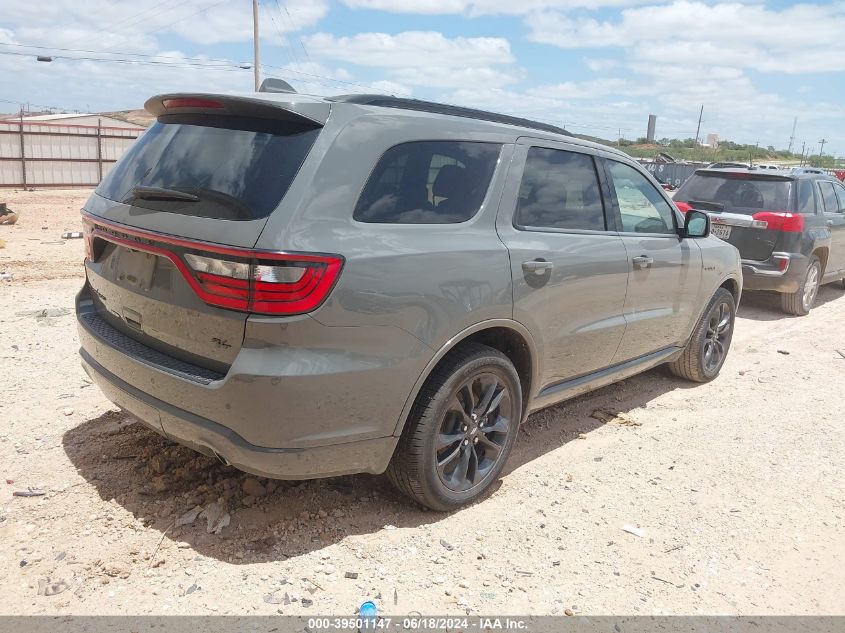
[
  {"left": 80, "top": 349, "right": 398, "bottom": 479},
  {"left": 74, "top": 282, "right": 429, "bottom": 479},
  {"left": 741, "top": 252, "right": 807, "bottom": 293}
]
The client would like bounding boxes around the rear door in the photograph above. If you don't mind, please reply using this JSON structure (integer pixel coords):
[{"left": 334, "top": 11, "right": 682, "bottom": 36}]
[
  {"left": 602, "top": 158, "right": 701, "bottom": 363},
  {"left": 82, "top": 97, "right": 324, "bottom": 370},
  {"left": 496, "top": 139, "right": 629, "bottom": 389},
  {"left": 818, "top": 180, "right": 845, "bottom": 276},
  {"left": 673, "top": 171, "right": 794, "bottom": 261}
]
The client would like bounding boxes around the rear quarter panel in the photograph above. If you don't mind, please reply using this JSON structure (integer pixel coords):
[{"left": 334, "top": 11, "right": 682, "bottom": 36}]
[
  {"left": 253, "top": 111, "right": 520, "bottom": 436},
  {"left": 254, "top": 112, "right": 518, "bottom": 349}
]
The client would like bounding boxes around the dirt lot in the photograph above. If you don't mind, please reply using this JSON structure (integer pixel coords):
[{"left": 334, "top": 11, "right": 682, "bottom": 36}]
[{"left": 1, "top": 189, "right": 844, "bottom": 616}]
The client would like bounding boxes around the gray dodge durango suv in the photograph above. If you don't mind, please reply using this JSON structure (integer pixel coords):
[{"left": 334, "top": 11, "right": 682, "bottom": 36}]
[{"left": 76, "top": 90, "right": 742, "bottom": 510}]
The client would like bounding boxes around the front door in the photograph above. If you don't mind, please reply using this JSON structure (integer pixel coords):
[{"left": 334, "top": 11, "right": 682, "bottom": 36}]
[
  {"left": 601, "top": 158, "right": 702, "bottom": 363},
  {"left": 496, "top": 140, "right": 629, "bottom": 390}
]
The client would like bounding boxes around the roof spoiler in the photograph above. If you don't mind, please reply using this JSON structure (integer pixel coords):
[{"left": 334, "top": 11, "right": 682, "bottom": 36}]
[{"left": 144, "top": 93, "right": 330, "bottom": 126}]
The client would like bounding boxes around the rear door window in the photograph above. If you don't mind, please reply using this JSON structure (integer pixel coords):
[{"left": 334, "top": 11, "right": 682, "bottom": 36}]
[
  {"left": 796, "top": 180, "right": 817, "bottom": 214},
  {"left": 353, "top": 141, "right": 501, "bottom": 224},
  {"left": 96, "top": 114, "right": 321, "bottom": 220},
  {"left": 834, "top": 182, "right": 845, "bottom": 211},
  {"left": 606, "top": 160, "right": 676, "bottom": 234},
  {"left": 818, "top": 181, "right": 842, "bottom": 212},
  {"left": 514, "top": 147, "right": 607, "bottom": 231},
  {"left": 675, "top": 173, "right": 792, "bottom": 214}
]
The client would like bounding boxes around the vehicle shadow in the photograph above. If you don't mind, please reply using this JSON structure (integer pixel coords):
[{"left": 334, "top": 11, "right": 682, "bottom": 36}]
[
  {"left": 738, "top": 285, "right": 844, "bottom": 321},
  {"left": 62, "top": 365, "right": 696, "bottom": 565}
]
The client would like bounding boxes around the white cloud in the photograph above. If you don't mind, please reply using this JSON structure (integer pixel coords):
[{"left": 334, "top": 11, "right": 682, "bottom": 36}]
[
  {"left": 515, "top": 1, "right": 845, "bottom": 150},
  {"left": 365, "top": 79, "right": 413, "bottom": 96},
  {"left": 527, "top": 1, "right": 845, "bottom": 74},
  {"left": 342, "top": 0, "right": 673, "bottom": 16},
  {"left": 303, "top": 31, "right": 517, "bottom": 89},
  {"left": 0, "top": 1, "right": 395, "bottom": 113},
  {"left": 261, "top": 60, "right": 413, "bottom": 96},
  {"left": 584, "top": 58, "right": 620, "bottom": 72},
  {"left": 1, "top": 0, "right": 328, "bottom": 47},
  {"left": 342, "top": 0, "right": 468, "bottom": 14},
  {"left": 529, "top": 78, "right": 644, "bottom": 100},
  {"left": 304, "top": 31, "right": 513, "bottom": 68}
]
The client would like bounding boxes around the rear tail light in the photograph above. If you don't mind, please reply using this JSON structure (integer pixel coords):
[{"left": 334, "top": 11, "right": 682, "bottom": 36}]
[
  {"left": 751, "top": 211, "right": 804, "bottom": 232},
  {"left": 183, "top": 252, "right": 341, "bottom": 314},
  {"left": 83, "top": 215, "right": 343, "bottom": 316},
  {"left": 674, "top": 201, "right": 693, "bottom": 214}
]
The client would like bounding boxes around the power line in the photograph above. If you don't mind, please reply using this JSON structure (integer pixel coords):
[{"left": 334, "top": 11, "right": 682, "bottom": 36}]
[
  {"left": 135, "top": 0, "right": 231, "bottom": 39},
  {"left": 260, "top": 0, "right": 303, "bottom": 71},
  {"left": 279, "top": 0, "right": 311, "bottom": 63},
  {"left": 0, "top": 96, "right": 82, "bottom": 113},
  {"left": 63, "top": 0, "right": 191, "bottom": 49},
  {"left": 0, "top": 40, "right": 402, "bottom": 95},
  {"left": 272, "top": 0, "right": 306, "bottom": 69},
  {"left": 0, "top": 49, "right": 248, "bottom": 72},
  {"left": 0, "top": 41, "right": 251, "bottom": 66}
]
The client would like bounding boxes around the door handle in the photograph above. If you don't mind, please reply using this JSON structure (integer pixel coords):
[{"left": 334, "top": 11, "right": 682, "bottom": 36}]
[
  {"left": 522, "top": 260, "right": 554, "bottom": 274},
  {"left": 632, "top": 255, "right": 654, "bottom": 269}
]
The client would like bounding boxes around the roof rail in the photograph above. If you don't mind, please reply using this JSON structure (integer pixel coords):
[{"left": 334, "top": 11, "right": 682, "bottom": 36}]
[{"left": 328, "top": 94, "right": 572, "bottom": 137}]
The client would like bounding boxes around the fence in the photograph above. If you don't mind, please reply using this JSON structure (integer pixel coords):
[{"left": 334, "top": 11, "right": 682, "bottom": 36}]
[{"left": 0, "top": 119, "right": 142, "bottom": 188}]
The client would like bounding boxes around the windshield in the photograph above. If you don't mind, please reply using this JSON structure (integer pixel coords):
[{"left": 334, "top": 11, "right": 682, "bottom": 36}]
[
  {"left": 95, "top": 114, "right": 320, "bottom": 220},
  {"left": 675, "top": 173, "right": 793, "bottom": 215}
]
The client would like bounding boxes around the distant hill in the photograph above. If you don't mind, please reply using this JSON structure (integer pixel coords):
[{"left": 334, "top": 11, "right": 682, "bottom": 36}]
[{"left": 102, "top": 109, "right": 154, "bottom": 128}]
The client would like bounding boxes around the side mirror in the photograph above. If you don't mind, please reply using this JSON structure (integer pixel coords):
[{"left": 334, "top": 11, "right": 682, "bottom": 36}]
[{"left": 683, "top": 209, "right": 710, "bottom": 238}]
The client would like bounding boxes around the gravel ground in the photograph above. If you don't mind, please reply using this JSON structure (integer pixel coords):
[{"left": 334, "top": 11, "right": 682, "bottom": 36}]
[{"left": 0, "top": 189, "right": 843, "bottom": 616}]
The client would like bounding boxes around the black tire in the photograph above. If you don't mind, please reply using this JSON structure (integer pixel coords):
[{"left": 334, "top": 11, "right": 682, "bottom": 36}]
[
  {"left": 781, "top": 255, "right": 821, "bottom": 316},
  {"left": 386, "top": 343, "right": 522, "bottom": 511},
  {"left": 839, "top": 277, "right": 845, "bottom": 290},
  {"left": 669, "top": 288, "right": 735, "bottom": 383}
]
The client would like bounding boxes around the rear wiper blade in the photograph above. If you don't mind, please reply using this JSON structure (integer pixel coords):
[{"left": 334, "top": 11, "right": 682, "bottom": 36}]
[{"left": 129, "top": 186, "right": 199, "bottom": 202}]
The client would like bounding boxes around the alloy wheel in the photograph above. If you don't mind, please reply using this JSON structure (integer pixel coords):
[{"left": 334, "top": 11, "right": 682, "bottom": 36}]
[
  {"left": 802, "top": 263, "right": 820, "bottom": 312},
  {"left": 435, "top": 372, "right": 513, "bottom": 492},
  {"left": 703, "top": 301, "right": 732, "bottom": 373}
]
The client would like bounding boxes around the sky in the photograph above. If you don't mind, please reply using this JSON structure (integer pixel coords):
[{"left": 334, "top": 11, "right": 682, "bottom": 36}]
[{"left": 0, "top": 0, "right": 843, "bottom": 155}]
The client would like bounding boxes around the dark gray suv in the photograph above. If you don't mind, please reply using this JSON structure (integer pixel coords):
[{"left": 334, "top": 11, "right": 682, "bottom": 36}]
[
  {"left": 76, "top": 91, "right": 741, "bottom": 510},
  {"left": 673, "top": 167, "right": 845, "bottom": 315}
]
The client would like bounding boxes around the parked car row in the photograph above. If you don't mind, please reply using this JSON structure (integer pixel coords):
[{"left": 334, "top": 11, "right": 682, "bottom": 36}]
[
  {"left": 673, "top": 166, "right": 845, "bottom": 315},
  {"left": 73, "top": 90, "right": 835, "bottom": 511}
]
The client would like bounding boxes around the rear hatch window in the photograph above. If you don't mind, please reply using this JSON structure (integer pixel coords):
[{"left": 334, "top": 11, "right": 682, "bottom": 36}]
[
  {"left": 674, "top": 172, "right": 794, "bottom": 261},
  {"left": 675, "top": 172, "right": 792, "bottom": 215},
  {"left": 95, "top": 114, "right": 320, "bottom": 220},
  {"left": 84, "top": 113, "right": 322, "bottom": 374}
]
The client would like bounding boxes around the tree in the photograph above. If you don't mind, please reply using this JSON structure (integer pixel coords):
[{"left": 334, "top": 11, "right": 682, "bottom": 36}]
[{"left": 807, "top": 155, "right": 835, "bottom": 168}]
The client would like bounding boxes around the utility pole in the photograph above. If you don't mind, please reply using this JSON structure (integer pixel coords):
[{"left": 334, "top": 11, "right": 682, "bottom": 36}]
[
  {"left": 800, "top": 141, "right": 806, "bottom": 166},
  {"left": 693, "top": 104, "right": 704, "bottom": 147},
  {"left": 787, "top": 116, "right": 797, "bottom": 153},
  {"left": 252, "top": 0, "right": 261, "bottom": 91},
  {"left": 819, "top": 138, "right": 827, "bottom": 157}
]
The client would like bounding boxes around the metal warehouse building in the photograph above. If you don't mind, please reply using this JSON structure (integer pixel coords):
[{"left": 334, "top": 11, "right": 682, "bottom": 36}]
[{"left": 0, "top": 113, "right": 145, "bottom": 188}]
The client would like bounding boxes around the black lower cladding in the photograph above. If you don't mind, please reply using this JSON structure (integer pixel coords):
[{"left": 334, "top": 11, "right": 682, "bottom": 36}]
[{"left": 79, "top": 309, "right": 225, "bottom": 384}]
